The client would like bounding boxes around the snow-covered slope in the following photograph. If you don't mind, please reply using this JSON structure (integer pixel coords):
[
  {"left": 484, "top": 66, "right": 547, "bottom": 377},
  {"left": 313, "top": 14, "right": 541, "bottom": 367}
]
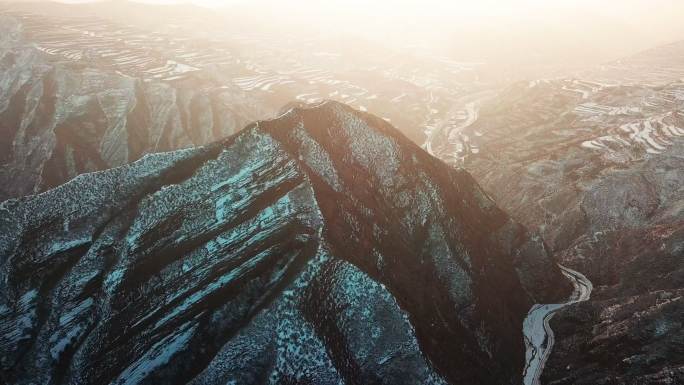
[{"left": 0, "top": 101, "right": 569, "bottom": 385}]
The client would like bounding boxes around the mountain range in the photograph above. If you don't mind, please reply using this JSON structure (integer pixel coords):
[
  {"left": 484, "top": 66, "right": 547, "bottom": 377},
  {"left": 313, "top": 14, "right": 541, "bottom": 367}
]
[
  {"left": 0, "top": 101, "right": 569, "bottom": 384},
  {"left": 447, "top": 77, "right": 684, "bottom": 384},
  {"left": 0, "top": 15, "right": 268, "bottom": 201},
  {"left": 0, "top": 4, "right": 683, "bottom": 385}
]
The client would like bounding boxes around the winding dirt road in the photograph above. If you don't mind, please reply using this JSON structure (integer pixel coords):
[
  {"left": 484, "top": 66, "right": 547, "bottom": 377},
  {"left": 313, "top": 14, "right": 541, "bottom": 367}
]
[{"left": 522, "top": 265, "right": 593, "bottom": 385}]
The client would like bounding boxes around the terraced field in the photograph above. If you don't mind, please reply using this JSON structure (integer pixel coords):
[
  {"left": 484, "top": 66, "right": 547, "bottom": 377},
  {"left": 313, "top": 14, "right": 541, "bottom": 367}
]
[
  {"left": 0, "top": 5, "right": 494, "bottom": 144},
  {"left": 5, "top": 11, "right": 226, "bottom": 81},
  {"left": 426, "top": 78, "right": 684, "bottom": 167}
]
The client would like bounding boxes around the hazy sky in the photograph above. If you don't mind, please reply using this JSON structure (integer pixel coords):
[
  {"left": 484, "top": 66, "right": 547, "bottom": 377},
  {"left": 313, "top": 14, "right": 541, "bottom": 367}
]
[
  {"left": 236, "top": 0, "right": 684, "bottom": 64},
  {"left": 18, "top": 0, "right": 684, "bottom": 65}
]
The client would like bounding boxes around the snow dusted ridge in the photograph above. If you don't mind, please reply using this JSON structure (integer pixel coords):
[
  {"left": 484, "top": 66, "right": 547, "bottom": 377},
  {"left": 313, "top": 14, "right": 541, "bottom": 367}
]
[
  {"left": 0, "top": 101, "right": 569, "bottom": 385},
  {"left": 522, "top": 266, "right": 593, "bottom": 385}
]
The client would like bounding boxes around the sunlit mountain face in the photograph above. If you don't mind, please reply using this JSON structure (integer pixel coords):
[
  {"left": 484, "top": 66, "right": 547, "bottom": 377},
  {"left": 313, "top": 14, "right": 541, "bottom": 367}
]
[{"left": 0, "top": 1, "right": 683, "bottom": 385}]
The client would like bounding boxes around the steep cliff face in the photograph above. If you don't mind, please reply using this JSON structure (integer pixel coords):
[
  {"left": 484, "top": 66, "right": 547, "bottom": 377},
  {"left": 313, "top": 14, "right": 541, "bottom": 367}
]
[
  {"left": 0, "top": 101, "right": 568, "bottom": 385},
  {"left": 0, "top": 16, "right": 268, "bottom": 201}
]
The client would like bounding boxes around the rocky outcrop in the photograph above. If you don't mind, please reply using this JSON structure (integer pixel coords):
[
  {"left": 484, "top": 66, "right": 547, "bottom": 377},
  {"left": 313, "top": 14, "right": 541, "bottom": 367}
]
[
  {"left": 0, "top": 15, "right": 269, "bottom": 201},
  {"left": 0, "top": 101, "right": 569, "bottom": 385}
]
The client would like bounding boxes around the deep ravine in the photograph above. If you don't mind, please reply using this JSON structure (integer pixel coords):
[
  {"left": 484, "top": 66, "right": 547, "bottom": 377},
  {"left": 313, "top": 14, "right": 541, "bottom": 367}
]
[{"left": 523, "top": 265, "right": 593, "bottom": 385}]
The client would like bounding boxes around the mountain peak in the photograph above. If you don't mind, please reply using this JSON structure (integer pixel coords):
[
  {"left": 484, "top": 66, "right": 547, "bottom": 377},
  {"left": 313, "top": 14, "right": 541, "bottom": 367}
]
[{"left": 0, "top": 102, "right": 569, "bottom": 385}]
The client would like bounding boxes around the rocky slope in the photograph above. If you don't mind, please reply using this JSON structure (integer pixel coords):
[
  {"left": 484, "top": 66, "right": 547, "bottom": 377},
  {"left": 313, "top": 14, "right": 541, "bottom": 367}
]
[
  {"left": 0, "top": 101, "right": 569, "bottom": 385},
  {"left": 542, "top": 223, "right": 684, "bottom": 384},
  {"left": 464, "top": 80, "right": 683, "bottom": 252},
  {"left": 448, "top": 79, "right": 684, "bottom": 383},
  {"left": 0, "top": 15, "right": 269, "bottom": 201}
]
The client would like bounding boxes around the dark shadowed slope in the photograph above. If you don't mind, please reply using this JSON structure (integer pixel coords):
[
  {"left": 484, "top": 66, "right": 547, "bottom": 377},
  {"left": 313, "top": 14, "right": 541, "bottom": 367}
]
[{"left": 0, "top": 101, "right": 569, "bottom": 385}]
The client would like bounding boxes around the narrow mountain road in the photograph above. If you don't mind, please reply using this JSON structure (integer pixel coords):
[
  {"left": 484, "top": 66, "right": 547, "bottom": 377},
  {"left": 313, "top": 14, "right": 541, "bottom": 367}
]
[{"left": 522, "top": 265, "right": 593, "bottom": 385}]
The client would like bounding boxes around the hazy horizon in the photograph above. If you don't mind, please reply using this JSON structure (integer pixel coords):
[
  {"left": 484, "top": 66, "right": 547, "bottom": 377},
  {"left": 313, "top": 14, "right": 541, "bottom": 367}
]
[{"left": 4, "top": 0, "right": 684, "bottom": 67}]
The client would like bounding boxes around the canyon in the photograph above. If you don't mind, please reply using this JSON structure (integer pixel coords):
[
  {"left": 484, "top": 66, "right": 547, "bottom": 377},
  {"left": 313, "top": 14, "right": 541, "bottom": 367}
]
[{"left": 0, "top": 2, "right": 683, "bottom": 384}]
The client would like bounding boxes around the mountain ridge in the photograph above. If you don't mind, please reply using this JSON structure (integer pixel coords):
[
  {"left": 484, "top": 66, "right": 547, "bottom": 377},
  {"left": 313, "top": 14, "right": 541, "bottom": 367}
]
[{"left": 0, "top": 100, "right": 570, "bottom": 385}]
